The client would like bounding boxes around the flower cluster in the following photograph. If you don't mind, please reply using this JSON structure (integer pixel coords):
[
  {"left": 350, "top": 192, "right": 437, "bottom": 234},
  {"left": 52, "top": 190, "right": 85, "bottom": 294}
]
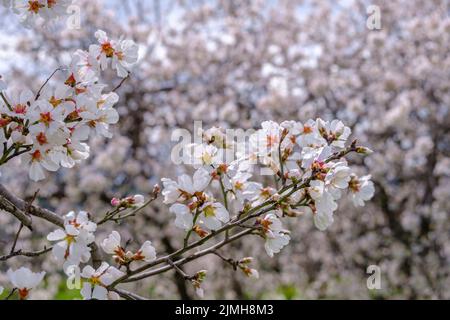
[
  {"left": 163, "top": 119, "right": 374, "bottom": 258},
  {"left": 110, "top": 194, "right": 145, "bottom": 209},
  {"left": 163, "top": 167, "right": 230, "bottom": 237},
  {"left": 0, "top": 30, "right": 138, "bottom": 181},
  {"left": 1, "top": 0, "right": 72, "bottom": 25},
  {"left": 101, "top": 231, "right": 157, "bottom": 268},
  {"left": 47, "top": 211, "right": 97, "bottom": 270}
]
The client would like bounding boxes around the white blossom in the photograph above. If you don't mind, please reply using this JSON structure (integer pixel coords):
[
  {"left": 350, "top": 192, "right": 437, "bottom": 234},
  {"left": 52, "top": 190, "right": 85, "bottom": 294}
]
[{"left": 7, "top": 267, "right": 45, "bottom": 300}]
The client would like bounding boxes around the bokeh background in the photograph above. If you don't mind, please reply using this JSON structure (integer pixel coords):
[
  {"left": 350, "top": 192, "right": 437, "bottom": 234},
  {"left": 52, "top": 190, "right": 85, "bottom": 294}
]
[{"left": 0, "top": 0, "right": 449, "bottom": 299}]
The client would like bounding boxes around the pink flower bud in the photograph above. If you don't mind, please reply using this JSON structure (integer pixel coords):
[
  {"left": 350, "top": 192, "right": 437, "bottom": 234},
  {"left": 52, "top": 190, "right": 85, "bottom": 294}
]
[{"left": 111, "top": 197, "right": 120, "bottom": 207}]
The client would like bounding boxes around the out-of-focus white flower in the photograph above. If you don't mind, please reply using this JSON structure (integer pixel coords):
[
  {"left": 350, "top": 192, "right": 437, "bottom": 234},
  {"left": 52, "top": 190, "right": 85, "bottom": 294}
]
[
  {"left": 259, "top": 213, "right": 290, "bottom": 257},
  {"left": 0, "top": 75, "right": 6, "bottom": 91},
  {"left": 7, "top": 267, "right": 45, "bottom": 300},
  {"left": 349, "top": 175, "right": 375, "bottom": 207},
  {"left": 11, "top": 0, "right": 72, "bottom": 25}
]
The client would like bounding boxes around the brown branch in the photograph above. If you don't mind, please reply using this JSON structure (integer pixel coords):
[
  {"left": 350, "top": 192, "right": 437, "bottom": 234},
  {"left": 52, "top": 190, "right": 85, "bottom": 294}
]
[
  {"left": 112, "top": 73, "right": 130, "bottom": 92},
  {"left": 0, "top": 184, "right": 103, "bottom": 268},
  {"left": 0, "top": 195, "right": 33, "bottom": 230},
  {"left": 118, "top": 229, "right": 254, "bottom": 284},
  {"left": 0, "top": 246, "right": 52, "bottom": 262},
  {"left": 9, "top": 223, "right": 24, "bottom": 254},
  {"left": 0, "top": 184, "right": 63, "bottom": 227},
  {"left": 35, "top": 67, "right": 63, "bottom": 100},
  {"left": 111, "top": 288, "right": 148, "bottom": 300}
]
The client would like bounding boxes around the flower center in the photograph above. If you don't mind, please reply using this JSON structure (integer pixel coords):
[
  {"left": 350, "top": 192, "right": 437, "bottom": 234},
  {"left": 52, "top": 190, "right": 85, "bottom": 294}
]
[
  {"left": 14, "top": 104, "right": 27, "bottom": 114},
  {"left": 203, "top": 205, "right": 216, "bottom": 218},
  {"left": 47, "top": 0, "right": 57, "bottom": 8},
  {"left": 31, "top": 150, "right": 42, "bottom": 162},
  {"left": 89, "top": 276, "right": 102, "bottom": 286},
  {"left": 36, "top": 132, "right": 47, "bottom": 145},
  {"left": 40, "top": 112, "right": 53, "bottom": 125},
  {"left": 260, "top": 219, "right": 273, "bottom": 233},
  {"left": 303, "top": 125, "right": 313, "bottom": 134},
  {"left": 266, "top": 135, "right": 278, "bottom": 148},
  {"left": 49, "top": 96, "right": 62, "bottom": 108},
  {"left": 260, "top": 188, "right": 272, "bottom": 199},
  {"left": 101, "top": 42, "right": 115, "bottom": 58},
  {"left": 28, "top": 1, "right": 44, "bottom": 14},
  {"left": 115, "top": 51, "right": 124, "bottom": 61},
  {"left": 65, "top": 73, "right": 77, "bottom": 87},
  {"left": 349, "top": 177, "right": 361, "bottom": 193},
  {"left": 18, "top": 288, "right": 30, "bottom": 300}
]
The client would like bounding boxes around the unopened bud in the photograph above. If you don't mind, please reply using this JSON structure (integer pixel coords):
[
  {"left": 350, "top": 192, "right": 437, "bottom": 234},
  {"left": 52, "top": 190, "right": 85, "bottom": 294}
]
[
  {"left": 195, "top": 270, "right": 207, "bottom": 282},
  {"left": 111, "top": 197, "right": 120, "bottom": 207},
  {"left": 239, "top": 257, "right": 254, "bottom": 265},
  {"left": 152, "top": 184, "right": 161, "bottom": 195},
  {"left": 356, "top": 146, "right": 373, "bottom": 155}
]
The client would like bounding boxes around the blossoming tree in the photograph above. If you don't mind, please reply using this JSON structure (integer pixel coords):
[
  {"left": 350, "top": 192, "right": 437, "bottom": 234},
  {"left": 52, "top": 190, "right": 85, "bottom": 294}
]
[{"left": 0, "top": 0, "right": 378, "bottom": 300}]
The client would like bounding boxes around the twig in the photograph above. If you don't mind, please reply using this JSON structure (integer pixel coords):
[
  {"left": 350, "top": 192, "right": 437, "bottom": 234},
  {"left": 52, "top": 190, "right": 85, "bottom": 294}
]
[
  {"left": 112, "top": 73, "right": 130, "bottom": 92},
  {"left": 10, "top": 223, "right": 24, "bottom": 255},
  {"left": 167, "top": 258, "right": 194, "bottom": 280},
  {"left": 0, "top": 195, "right": 33, "bottom": 230},
  {"left": 8, "top": 190, "right": 40, "bottom": 253},
  {"left": 0, "top": 246, "right": 52, "bottom": 261},
  {"left": 212, "top": 251, "right": 237, "bottom": 270},
  {"left": 0, "top": 184, "right": 63, "bottom": 227},
  {"left": 0, "top": 92, "right": 12, "bottom": 111},
  {"left": 116, "top": 229, "right": 254, "bottom": 284},
  {"left": 111, "top": 288, "right": 148, "bottom": 300},
  {"left": 35, "top": 67, "right": 63, "bottom": 100},
  {"left": 4, "top": 288, "right": 16, "bottom": 300}
]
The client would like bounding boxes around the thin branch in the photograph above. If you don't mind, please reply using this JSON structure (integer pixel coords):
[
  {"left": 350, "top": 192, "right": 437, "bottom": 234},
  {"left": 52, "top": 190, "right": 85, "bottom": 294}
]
[
  {"left": 4, "top": 288, "right": 16, "bottom": 300},
  {"left": 0, "top": 92, "right": 12, "bottom": 111},
  {"left": 111, "top": 288, "right": 148, "bottom": 300},
  {"left": 0, "top": 195, "right": 33, "bottom": 230},
  {"left": 9, "top": 223, "right": 24, "bottom": 254},
  {"left": 0, "top": 184, "right": 63, "bottom": 227},
  {"left": 0, "top": 246, "right": 52, "bottom": 262},
  {"left": 35, "top": 67, "right": 63, "bottom": 100},
  {"left": 112, "top": 73, "right": 130, "bottom": 92},
  {"left": 167, "top": 258, "right": 194, "bottom": 280},
  {"left": 116, "top": 229, "right": 254, "bottom": 285}
]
